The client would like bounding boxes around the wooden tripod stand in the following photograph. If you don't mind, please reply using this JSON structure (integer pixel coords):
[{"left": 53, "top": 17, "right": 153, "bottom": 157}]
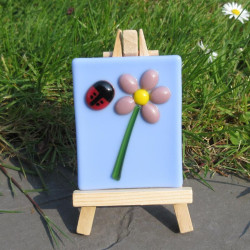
[{"left": 73, "top": 29, "right": 193, "bottom": 235}]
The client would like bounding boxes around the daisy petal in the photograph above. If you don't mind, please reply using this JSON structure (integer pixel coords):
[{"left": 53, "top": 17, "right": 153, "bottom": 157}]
[
  {"left": 119, "top": 74, "right": 139, "bottom": 94},
  {"left": 239, "top": 17, "right": 244, "bottom": 23},
  {"left": 150, "top": 86, "right": 171, "bottom": 104},
  {"left": 115, "top": 96, "right": 135, "bottom": 115},
  {"left": 141, "top": 103, "right": 160, "bottom": 124},
  {"left": 198, "top": 40, "right": 206, "bottom": 51},
  {"left": 140, "top": 70, "right": 159, "bottom": 90}
]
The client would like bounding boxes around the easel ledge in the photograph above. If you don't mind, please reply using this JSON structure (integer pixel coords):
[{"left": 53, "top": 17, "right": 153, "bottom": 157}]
[
  {"left": 73, "top": 187, "right": 192, "bottom": 207},
  {"left": 73, "top": 29, "right": 194, "bottom": 236}
]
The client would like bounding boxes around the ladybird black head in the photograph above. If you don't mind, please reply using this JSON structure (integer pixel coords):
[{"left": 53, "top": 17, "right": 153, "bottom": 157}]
[{"left": 86, "top": 81, "right": 115, "bottom": 110}]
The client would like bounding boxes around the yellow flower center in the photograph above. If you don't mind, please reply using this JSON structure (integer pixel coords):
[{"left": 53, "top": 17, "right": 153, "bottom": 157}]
[
  {"left": 232, "top": 9, "right": 240, "bottom": 15},
  {"left": 133, "top": 89, "right": 149, "bottom": 105}
]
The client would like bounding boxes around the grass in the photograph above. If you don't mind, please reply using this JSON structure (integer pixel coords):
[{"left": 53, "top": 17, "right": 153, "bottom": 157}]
[
  {"left": 0, "top": 0, "right": 249, "bottom": 177},
  {"left": 0, "top": 0, "right": 249, "bottom": 172}
]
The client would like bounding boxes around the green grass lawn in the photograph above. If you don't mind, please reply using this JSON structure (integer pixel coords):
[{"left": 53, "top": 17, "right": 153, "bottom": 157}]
[{"left": 0, "top": 0, "right": 249, "bottom": 179}]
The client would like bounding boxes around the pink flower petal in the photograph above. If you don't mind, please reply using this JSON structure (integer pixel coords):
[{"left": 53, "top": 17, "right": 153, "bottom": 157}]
[
  {"left": 141, "top": 103, "right": 160, "bottom": 123},
  {"left": 119, "top": 74, "right": 139, "bottom": 94},
  {"left": 115, "top": 96, "right": 135, "bottom": 115},
  {"left": 150, "top": 86, "right": 171, "bottom": 104},
  {"left": 140, "top": 70, "right": 159, "bottom": 90}
]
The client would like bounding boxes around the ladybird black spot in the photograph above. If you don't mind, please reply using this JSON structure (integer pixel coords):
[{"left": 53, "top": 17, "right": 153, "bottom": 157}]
[
  {"left": 96, "top": 103, "right": 100, "bottom": 106},
  {"left": 100, "top": 100, "right": 104, "bottom": 104},
  {"left": 90, "top": 95, "right": 93, "bottom": 99},
  {"left": 93, "top": 92, "right": 97, "bottom": 96}
]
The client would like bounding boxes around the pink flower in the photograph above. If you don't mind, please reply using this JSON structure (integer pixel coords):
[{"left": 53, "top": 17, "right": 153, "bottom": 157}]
[
  {"left": 115, "top": 70, "right": 171, "bottom": 123},
  {"left": 112, "top": 69, "right": 172, "bottom": 180}
]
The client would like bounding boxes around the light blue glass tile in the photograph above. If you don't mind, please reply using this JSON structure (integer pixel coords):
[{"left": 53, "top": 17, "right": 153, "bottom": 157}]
[{"left": 72, "top": 56, "right": 183, "bottom": 190}]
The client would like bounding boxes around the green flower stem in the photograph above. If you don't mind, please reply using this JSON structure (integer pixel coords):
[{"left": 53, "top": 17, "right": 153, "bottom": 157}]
[{"left": 112, "top": 105, "right": 140, "bottom": 180}]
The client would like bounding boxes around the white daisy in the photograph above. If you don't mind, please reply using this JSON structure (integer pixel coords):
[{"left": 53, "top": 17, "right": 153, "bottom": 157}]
[
  {"left": 222, "top": 2, "right": 249, "bottom": 23},
  {"left": 208, "top": 52, "right": 218, "bottom": 63},
  {"left": 198, "top": 41, "right": 218, "bottom": 63},
  {"left": 197, "top": 41, "right": 207, "bottom": 51}
]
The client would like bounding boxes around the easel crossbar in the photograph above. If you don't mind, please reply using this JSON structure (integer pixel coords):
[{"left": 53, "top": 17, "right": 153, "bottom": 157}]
[{"left": 73, "top": 187, "right": 192, "bottom": 207}]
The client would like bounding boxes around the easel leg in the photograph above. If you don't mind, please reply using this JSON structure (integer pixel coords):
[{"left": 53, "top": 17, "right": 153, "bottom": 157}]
[
  {"left": 76, "top": 206, "right": 96, "bottom": 235},
  {"left": 173, "top": 204, "right": 193, "bottom": 233}
]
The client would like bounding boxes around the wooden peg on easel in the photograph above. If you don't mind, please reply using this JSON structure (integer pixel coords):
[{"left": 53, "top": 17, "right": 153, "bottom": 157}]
[
  {"left": 112, "top": 29, "right": 122, "bottom": 57},
  {"left": 74, "top": 29, "right": 193, "bottom": 235},
  {"left": 139, "top": 29, "right": 149, "bottom": 56},
  {"left": 103, "top": 29, "right": 159, "bottom": 57}
]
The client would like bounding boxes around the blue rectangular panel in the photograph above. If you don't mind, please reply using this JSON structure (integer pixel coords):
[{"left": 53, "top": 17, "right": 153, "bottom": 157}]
[{"left": 72, "top": 56, "right": 183, "bottom": 190}]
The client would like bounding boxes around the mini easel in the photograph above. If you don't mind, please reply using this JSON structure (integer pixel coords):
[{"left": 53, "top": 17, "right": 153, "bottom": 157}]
[{"left": 73, "top": 29, "right": 193, "bottom": 235}]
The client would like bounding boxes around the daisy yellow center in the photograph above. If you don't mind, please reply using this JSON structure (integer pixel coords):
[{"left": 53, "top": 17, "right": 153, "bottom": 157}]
[
  {"left": 232, "top": 9, "right": 240, "bottom": 15},
  {"left": 133, "top": 89, "right": 149, "bottom": 105}
]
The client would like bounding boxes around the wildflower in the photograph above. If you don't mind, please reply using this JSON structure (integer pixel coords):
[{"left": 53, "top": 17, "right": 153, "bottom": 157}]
[
  {"left": 222, "top": 2, "right": 249, "bottom": 23},
  {"left": 198, "top": 41, "right": 218, "bottom": 63},
  {"left": 208, "top": 51, "right": 218, "bottom": 63}
]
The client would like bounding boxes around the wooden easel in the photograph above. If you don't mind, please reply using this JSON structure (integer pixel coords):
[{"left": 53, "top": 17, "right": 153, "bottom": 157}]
[{"left": 73, "top": 29, "right": 193, "bottom": 235}]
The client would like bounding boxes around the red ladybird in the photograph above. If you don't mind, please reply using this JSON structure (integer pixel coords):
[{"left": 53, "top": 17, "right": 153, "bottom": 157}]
[{"left": 86, "top": 81, "right": 115, "bottom": 110}]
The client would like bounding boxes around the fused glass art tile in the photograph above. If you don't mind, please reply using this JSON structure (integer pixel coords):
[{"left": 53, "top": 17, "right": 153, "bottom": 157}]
[{"left": 72, "top": 55, "right": 183, "bottom": 190}]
